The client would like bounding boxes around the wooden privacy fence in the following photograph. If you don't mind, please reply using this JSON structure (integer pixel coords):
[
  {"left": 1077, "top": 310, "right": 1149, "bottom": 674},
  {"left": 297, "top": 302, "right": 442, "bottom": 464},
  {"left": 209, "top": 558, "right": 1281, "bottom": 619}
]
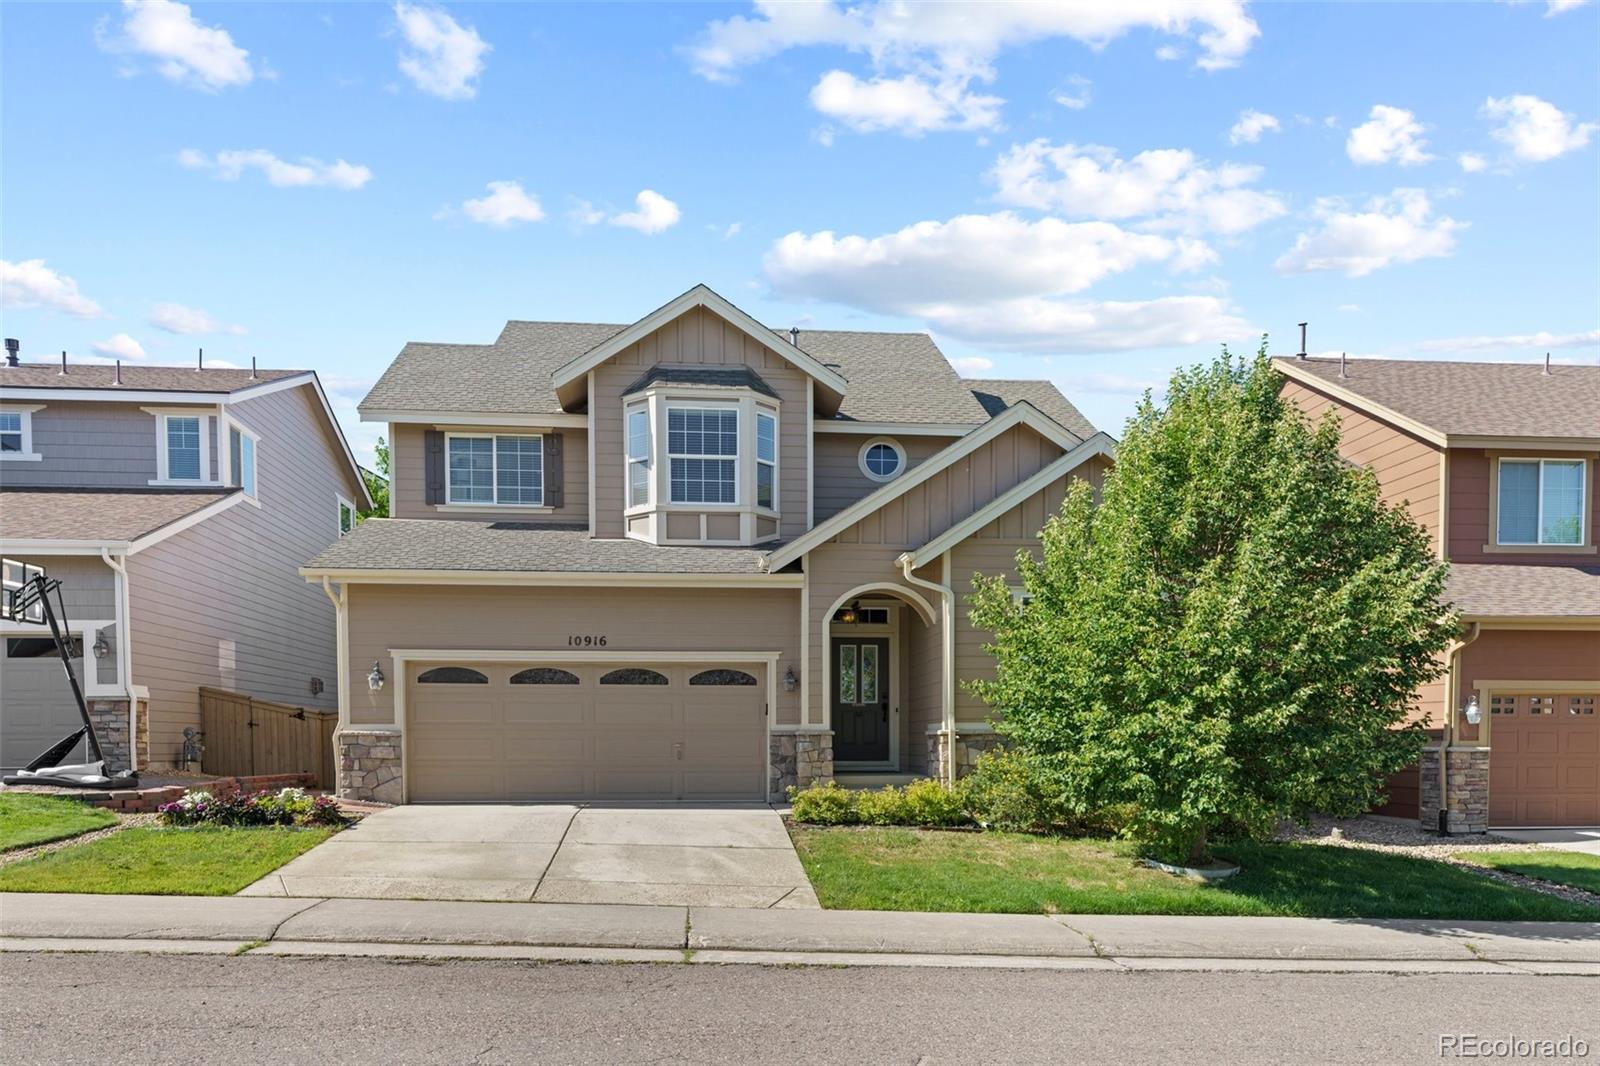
[{"left": 200, "top": 687, "right": 337, "bottom": 790}]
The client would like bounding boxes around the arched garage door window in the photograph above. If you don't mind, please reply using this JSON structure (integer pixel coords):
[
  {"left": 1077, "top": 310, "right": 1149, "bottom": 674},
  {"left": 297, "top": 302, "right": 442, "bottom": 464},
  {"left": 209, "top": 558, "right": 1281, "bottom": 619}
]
[
  {"left": 417, "top": 666, "right": 488, "bottom": 684},
  {"left": 511, "top": 668, "right": 580, "bottom": 685},
  {"left": 600, "top": 668, "right": 668, "bottom": 685},
  {"left": 689, "top": 669, "right": 757, "bottom": 686}
]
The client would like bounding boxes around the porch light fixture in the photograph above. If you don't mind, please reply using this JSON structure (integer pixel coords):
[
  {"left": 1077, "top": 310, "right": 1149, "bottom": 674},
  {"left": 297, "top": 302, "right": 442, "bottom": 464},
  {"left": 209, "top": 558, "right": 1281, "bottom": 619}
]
[
  {"left": 783, "top": 666, "right": 798, "bottom": 693},
  {"left": 1462, "top": 693, "right": 1481, "bottom": 727},
  {"left": 367, "top": 661, "right": 385, "bottom": 692},
  {"left": 837, "top": 600, "right": 861, "bottom": 625},
  {"left": 91, "top": 632, "right": 110, "bottom": 659}
]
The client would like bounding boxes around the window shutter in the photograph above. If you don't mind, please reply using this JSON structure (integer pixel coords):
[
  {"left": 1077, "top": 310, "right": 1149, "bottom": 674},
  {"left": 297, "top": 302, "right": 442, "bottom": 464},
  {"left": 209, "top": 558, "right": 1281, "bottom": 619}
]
[
  {"left": 425, "top": 430, "right": 445, "bottom": 505},
  {"left": 544, "top": 433, "right": 564, "bottom": 509}
]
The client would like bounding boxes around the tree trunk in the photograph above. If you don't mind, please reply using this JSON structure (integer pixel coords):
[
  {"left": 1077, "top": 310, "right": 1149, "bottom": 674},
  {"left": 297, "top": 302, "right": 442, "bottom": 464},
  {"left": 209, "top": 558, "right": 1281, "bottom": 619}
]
[{"left": 1186, "top": 826, "right": 1210, "bottom": 867}]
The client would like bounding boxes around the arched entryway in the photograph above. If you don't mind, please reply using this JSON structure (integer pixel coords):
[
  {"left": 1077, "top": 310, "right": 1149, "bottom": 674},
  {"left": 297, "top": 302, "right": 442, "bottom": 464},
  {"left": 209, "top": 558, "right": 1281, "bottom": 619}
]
[{"left": 822, "top": 583, "right": 937, "bottom": 776}]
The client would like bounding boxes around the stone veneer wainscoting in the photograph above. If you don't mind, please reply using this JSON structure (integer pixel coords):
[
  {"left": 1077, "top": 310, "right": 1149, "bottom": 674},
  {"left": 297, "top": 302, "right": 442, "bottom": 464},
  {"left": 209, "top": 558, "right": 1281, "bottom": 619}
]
[
  {"left": 336, "top": 729, "right": 404, "bottom": 804},
  {"left": 770, "top": 730, "right": 833, "bottom": 800},
  {"left": 85, "top": 699, "right": 133, "bottom": 774},
  {"left": 1418, "top": 745, "right": 1490, "bottom": 834},
  {"left": 928, "top": 727, "right": 1004, "bottom": 784}
]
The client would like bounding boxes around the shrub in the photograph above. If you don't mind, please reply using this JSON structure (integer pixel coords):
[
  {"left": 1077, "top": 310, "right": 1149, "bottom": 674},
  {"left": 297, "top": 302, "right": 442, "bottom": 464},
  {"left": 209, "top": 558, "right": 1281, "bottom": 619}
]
[
  {"left": 159, "top": 787, "right": 348, "bottom": 828},
  {"left": 788, "top": 781, "right": 858, "bottom": 825},
  {"left": 955, "top": 748, "right": 1072, "bottom": 833},
  {"left": 900, "top": 778, "right": 969, "bottom": 827},
  {"left": 790, "top": 779, "right": 971, "bottom": 828}
]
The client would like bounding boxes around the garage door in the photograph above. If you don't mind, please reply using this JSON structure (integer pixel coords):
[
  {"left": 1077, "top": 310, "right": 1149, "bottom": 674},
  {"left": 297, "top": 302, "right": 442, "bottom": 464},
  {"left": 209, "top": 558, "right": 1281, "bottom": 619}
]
[
  {"left": 0, "top": 636, "right": 88, "bottom": 771},
  {"left": 1488, "top": 692, "right": 1600, "bottom": 826},
  {"left": 406, "top": 661, "right": 766, "bottom": 802}
]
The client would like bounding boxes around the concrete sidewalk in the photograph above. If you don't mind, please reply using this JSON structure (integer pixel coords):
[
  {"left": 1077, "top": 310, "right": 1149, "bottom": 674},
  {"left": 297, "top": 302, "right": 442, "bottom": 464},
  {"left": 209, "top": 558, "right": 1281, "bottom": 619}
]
[{"left": 3, "top": 892, "right": 1597, "bottom": 974}]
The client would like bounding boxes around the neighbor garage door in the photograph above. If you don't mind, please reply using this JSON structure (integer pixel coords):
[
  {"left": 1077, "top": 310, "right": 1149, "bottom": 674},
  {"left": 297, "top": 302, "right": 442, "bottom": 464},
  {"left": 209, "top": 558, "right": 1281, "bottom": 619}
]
[
  {"left": 405, "top": 661, "right": 766, "bottom": 802},
  {"left": 0, "top": 636, "right": 88, "bottom": 771},
  {"left": 1488, "top": 691, "right": 1600, "bottom": 826}
]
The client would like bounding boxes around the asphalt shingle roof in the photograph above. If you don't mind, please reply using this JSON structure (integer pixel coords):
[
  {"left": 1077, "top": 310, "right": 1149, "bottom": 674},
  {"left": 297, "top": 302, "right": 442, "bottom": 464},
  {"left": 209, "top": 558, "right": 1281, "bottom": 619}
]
[
  {"left": 305, "top": 519, "right": 773, "bottom": 574},
  {"left": 621, "top": 365, "right": 779, "bottom": 400},
  {"left": 0, "top": 487, "right": 240, "bottom": 542},
  {"left": 0, "top": 363, "right": 306, "bottom": 393},
  {"left": 964, "top": 379, "right": 1097, "bottom": 441},
  {"left": 1276, "top": 357, "right": 1600, "bottom": 439},
  {"left": 1445, "top": 563, "right": 1600, "bottom": 619}
]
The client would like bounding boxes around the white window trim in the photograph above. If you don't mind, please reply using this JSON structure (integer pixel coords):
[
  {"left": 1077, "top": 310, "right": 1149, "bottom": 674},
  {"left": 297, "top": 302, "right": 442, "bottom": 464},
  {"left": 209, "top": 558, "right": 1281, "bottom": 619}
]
[
  {"left": 858, "top": 436, "right": 906, "bottom": 483},
  {"left": 144, "top": 407, "right": 217, "bottom": 486},
  {"left": 755, "top": 405, "right": 779, "bottom": 515},
  {"left": 336, "top": 493, "right": 356, "bottom": 537},
  {"left": 1496, "top": 457, "right": 1589, "bottom": 547},
  {"left": 445, "top": 431, "right": 545, "bottom": 508},
  {"left": 0, "top": 617, "right": 122, "bottom": 698},
  {"left": 665, "top": 402, "right": 740, "bottom": 508},
  {"left": 224, "top": 417, "right": 261, "bottom": 505},
  {"left": 625, "top": 402, "right": 652, "bottom": 511},
  {"left": 0, "top": 404, "right": 44, "bottom": 461}
]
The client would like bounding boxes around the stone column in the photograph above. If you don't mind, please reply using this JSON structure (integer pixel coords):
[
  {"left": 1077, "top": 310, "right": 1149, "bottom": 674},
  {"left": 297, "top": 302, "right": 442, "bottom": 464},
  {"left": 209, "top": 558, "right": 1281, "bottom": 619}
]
[
  {"left": 769, "top": 730, "right": 833, "bottom": 800},
  {"left": 85, "top": 699, "right": 132, "bottom": 774},
  {"left": 336, "top": 729, "right": 403, "bottom": 804},
  {"left": 1417, "top": 745, "right": 1490, "bottom": 834},
  {"left": 927, "top": 727, "right": 1004, "bottom": 784}
]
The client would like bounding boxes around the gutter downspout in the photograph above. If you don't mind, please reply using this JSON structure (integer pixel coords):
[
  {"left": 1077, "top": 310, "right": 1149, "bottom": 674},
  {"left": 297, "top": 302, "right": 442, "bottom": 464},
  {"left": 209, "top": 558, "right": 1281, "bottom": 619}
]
[
  {"left": 100, "top": 549, "right": 134, "bottom": 768},
  {"left": 1439, "top": 621, "right": 1482, "bottom": 832},
  {"left": 321, "top": 577, "right": 350, "bottom": 731},
  {"left": 900, "top": 551, "right": 956, "bottom": 786}
]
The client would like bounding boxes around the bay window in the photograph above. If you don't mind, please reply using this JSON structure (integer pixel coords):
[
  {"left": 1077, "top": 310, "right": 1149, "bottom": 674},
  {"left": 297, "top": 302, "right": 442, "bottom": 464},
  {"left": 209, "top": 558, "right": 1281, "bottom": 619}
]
[
  {"left": 626, "top": 405, "right": 651, "bottom": 507},
  {"left": 668, "top": 407, "right": 738, "bottom": 504},
  {"left": 1498, "top": 458, "right": 1587, "bottom": 546},
  {"left": 447, "top": 433, "right": 543, "bottom": 506},
  {"left": 756, "top": 409, "right": 777, "bottom": 510}
]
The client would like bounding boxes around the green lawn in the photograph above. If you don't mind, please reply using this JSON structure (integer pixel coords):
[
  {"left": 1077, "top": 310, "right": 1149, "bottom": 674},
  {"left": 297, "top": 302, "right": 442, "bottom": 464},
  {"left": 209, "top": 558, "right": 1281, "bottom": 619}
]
[
  {"left": 0, "top": 794, "right": 119, "bottom": 852},
  {"left": 791, "top": 827, "right": 1600, "bottom": 922},
  {"left": 0, "top": 826, "right": 334, "bottom": 895},
  {"left": 1457, "top": 850, "right": 1600, "bottom": 895}
]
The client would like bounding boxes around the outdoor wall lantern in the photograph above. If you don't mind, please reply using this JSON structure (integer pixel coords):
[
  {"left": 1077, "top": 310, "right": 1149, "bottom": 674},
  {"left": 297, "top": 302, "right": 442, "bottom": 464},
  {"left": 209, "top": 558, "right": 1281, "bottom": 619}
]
[
  {"left": 1462, "top": 694, "right": 1481, "bottom": 727},
  {"left": 367, "top": 661, "right": 386, "bottom": 692},
  {"left": 91, "top": 631, "right": 110, "bottom": 659},
  {"left": 836, "top": 600, "right": 861, "bottom": 625},
  {"left": 783, "top": 666, "right": 798, "bottom": 693}
]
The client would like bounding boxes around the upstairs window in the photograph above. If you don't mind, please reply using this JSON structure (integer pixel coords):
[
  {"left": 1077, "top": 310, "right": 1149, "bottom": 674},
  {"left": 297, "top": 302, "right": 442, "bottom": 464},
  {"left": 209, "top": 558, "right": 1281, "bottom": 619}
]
[
  {"left": 229, "top": 424, "right": 258, "bottom": 500},
  {"left": 626, "top": 405, "right": 651, "bottom": 507},
  {"left": 447, "top": 433, "right": 543, "bottom": 506},
  {"left": 756, "top": 410, "right": 777, "bottom": 510},
  {"left": 0, "top": 408, "right": 39, "bottom": 460},
  {"left": 1498, "top": 458, "right": 1587, "bottom": 546},
  {"left": 337, "top": 494, "right": 356, "bottom": 537},
  {"left": 165, "top": 416, "right": 202, "bottom": 480},
  {"left": 859, "top": 437, "right": 906, "bottom": 483},
  {"left": 668, "top": 407, "right": 737, "bottom": 504}
]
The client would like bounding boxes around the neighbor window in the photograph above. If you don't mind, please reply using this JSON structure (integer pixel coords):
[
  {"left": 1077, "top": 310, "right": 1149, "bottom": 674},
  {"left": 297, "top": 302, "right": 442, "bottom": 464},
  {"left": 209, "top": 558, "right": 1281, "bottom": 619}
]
[
  {"left": 626, "top": 405, "right": 651, "bottom": 508},
  {"left": 447, "top": 433, "right": 543, "bottom": 506},
  {"left": 337, "top": 495, "right": 355, "bottom": 537},
  {"left": 668, "top": 407, "right": 737, "bottom": 504},
  {"left": 1498, "top": 458, "right": 1587, "bottom": 546},
  {"left": 229, "top": 424, "right": 258, "bottom": 500},
  {"left": 164, "top": 415, "right": 203, "bottom": 481},
  {"left": 756, "top": 410, "right": 777, "bottom": 510},
  {"left": 0, "top": 409, "right": 38, "bottom": 459}
]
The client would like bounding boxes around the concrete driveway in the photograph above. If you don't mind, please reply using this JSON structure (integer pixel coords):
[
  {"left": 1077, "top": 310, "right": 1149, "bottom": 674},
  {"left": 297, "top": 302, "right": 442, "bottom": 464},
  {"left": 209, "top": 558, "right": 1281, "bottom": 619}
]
[
  {"left": 1492, "top": 827, "right": 1600, "bottom": 853},
  {"left": 240, "top": 805, "right": 819, "bottom": 909}
]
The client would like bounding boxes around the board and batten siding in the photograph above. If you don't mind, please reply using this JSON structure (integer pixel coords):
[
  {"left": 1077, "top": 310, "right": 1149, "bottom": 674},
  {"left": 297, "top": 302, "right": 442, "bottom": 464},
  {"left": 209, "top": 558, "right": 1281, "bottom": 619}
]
[
  {"left": 0, "top": 400, "right": 216, "bottom": 489},
  {"left": 812, "top": 433, "right": 957, "bottom": 522},
  {"left": 1278, "top": 378, "right": 1444, "bottom": 554},
  {"left": 126, "top": 384, "right": 357, "bottom": 765},
  {"left": 1446, "top": 448, "right": 1599, "bottom": 565},
  {"left": 344, "top": 584, "right": 803, "bottom": 728},
  {"left": 590, "top": 306, "right": 810, "bottom": 540},
  {"left": 389, "top": 421, "right": 589, "bottom": 523}
]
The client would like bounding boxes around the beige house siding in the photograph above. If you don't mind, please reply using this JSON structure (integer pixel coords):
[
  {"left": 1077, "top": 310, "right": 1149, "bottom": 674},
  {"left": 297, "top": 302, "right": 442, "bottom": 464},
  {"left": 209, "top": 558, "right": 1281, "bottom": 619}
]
[
  {"left": 1279, "top": 377, "right": 1444, "bottom": 554},
  {"left": 905, "top": 556, "right": 946, "bottom": 775},
  {"left": 813, "top": 433, "right": 957, "bottom": 522},
  {"left": 590, "top": 306, "right": 810, "bottom": 540},
  {"left": 1447, "top": 448, "right": 1599, "bottom": 564},
  {"left": 389, "top": 421, "right": 589, "bottom": 523},
  {"left": 344, "top": 584, "right": 802, "bottom": 728},
  {"left": 0, "top": 553, "right": 120, "bottom": 690},
  {"left": 127, "top": 384, "right": 356, "bottom": 765},
  {"left": 0, "top": 400, "right": 215, "bottom": 489}
]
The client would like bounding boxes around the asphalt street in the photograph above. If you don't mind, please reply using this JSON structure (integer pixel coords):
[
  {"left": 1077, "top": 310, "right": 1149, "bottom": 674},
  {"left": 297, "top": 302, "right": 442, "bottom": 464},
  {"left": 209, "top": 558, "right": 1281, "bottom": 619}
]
[{"left": 2, "top": 952, "right": 1596, "bottom": 1065}]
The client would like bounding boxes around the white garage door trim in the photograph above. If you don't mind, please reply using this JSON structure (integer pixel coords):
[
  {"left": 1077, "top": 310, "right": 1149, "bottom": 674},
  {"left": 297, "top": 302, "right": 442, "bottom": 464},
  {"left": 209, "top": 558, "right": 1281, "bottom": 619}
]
[{"left": 389, "top": 649, "right": 780, "bottom": 804}]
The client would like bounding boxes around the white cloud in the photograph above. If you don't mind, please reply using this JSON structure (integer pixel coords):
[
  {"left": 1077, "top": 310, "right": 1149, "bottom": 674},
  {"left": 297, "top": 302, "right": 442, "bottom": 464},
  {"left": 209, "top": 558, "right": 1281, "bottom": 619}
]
[
  {"left": 179, "top": 149, "right": 373, "bottom": 189},
  {"left": 458, "top": 181, "right": 546, "bottom": 226},
  {"left": 92, "top": 333, "right": 147, "bottom": 360},
  {"left": 1411, "top": 328, "right": 1599, "bottom": 353},
  {"left": 923, "top": 295, "right": 1257, "bottom": 353},
  {"left": 1154, "top": 44, "right": 1184, "bottom": 61},
  {"left": 989, "top": 141, "right": 1286, "bottom": 236},
  {"left": 1545, "top": 0, "right": 1588, "bottom": 15},
  {"left": 719, "top": 222, "right": 743, "bottom": 239},
  {"left": 1457, "top": 151, "right": 1489, "bottom": 173},
  {"left": 1054, "top": 370, "right": 1164, "bottom": 395},
  {"left": 1346, "top": 105, "right": 1433, "bottom": 166},
  {"left": 149, "top": 302, "right": 246, "bottom": 335},
  {"left": 0, "top": 259, "right": 105, "bottom": 318},
  {"left": 1227, "top": 109, "right": 1280, "bottom": 145},
  {"left": 1483, "top": 94, "right": 1597, "bottom": 162},
  {"left": 610, "top": 190, "right": 682, "bottom": 234},
  {"left": 809, "top": 70, "right": 1001, "bottom": 134},
  {"left": 949, "top": 356, "right": 994, "bottom": 374},
  {"left": 1275, "top": 189, "right": 1465, "bottom": 277},
  {"left": 393, "top": 2, "right": 490, "bottom": 101},
  {"left": 1053, "top": 75, "right": 1091, "bottom": 111},
  {"left": 96, "top": 0, "right": 253, "bottom": 92},
  {"left": 687, "top": 2, "right": 1257, "bottom": 133}
]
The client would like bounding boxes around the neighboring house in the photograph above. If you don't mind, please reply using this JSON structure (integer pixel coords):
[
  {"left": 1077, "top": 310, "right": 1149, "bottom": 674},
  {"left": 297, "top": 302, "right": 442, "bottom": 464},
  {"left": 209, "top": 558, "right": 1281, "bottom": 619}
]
[
  {"left": 1275, "top": 355, "right": 1600, "bottom": 831},
  {"left": 0, "top": 353, "right": 372, "bottom": 773},
  {"left": 303, "top": 284, "right": 1114, "bottom": 804}
]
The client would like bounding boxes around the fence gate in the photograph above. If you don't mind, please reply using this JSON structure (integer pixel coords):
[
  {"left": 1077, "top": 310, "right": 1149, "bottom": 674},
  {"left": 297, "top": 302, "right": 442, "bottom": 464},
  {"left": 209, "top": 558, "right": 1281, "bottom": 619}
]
[{"left": 199, "top": 687, "right": 337, "bottom": 789}]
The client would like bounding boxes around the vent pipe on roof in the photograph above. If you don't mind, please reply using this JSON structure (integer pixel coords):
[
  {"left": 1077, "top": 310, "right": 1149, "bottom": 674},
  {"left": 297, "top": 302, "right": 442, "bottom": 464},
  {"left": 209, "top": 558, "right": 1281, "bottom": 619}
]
[
  {"left": 788, "top": 326, "right": 800, "bottom": 346},
  {"left": 114, "top": 360, "right": 123, "bottom": 386},
  {"left": 1544, "top": 352, "right": 1552, "bottom": 375},
  {"left": 60, "top": 350, "right": 68, "bottom": 376},
  {"left": 250, "top": 356, "right": 258, "bottom": 380},
  {"left": 197, "top": 347, "right": 203, "bottom": 371},
  {"left": 1340, "top": 351, "right": 1348, "bottom": 378},
  {"left": 1297, "top": 322, "right": 1308, "bottom": 359},
  {"left": 3, "top": 338, "right": 18, "bottom": 368}
]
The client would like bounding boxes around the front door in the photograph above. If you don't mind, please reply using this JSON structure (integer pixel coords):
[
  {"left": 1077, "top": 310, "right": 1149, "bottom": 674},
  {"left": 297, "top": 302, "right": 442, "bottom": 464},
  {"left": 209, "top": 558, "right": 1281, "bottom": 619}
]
[{"left": 832, "top": 637, "right": 889, "bottom": 763}]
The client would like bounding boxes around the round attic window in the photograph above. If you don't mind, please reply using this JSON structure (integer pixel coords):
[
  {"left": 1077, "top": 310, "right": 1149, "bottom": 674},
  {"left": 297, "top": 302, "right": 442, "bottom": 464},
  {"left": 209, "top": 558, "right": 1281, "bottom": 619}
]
[{"left": 859, "top": 438, "right": 906, "bottom": 482}]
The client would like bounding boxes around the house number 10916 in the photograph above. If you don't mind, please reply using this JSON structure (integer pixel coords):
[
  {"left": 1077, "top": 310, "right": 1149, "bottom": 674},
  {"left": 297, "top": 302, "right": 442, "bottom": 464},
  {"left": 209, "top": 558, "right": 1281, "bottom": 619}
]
[{"left": 568, "top": 635, "right": 608, "bottom": 647}]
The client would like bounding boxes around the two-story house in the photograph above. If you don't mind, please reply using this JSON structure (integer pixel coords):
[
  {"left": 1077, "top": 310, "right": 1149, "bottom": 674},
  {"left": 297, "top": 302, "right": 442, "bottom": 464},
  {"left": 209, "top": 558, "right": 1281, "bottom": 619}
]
[
  {"left": 304, "top": 284, "right": 1114, "bottom": 804},
  {"left": 0, "top": 350, "right": 371, "bottom": 774},
  {"left": 1275, "top": 355, "right": 1600, "bottom": 831}
]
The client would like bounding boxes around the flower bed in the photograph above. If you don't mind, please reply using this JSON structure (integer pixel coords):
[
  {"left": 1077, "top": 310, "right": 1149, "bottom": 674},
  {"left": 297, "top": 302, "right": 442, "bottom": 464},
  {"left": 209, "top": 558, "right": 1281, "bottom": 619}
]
[{"left": 158, "top": 786, "right": 347, "bottom": 828}]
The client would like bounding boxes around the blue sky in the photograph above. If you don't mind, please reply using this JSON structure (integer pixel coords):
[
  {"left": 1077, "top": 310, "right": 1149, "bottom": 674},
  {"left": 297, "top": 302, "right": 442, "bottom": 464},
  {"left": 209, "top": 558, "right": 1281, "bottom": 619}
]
[{"left": 3, "top": 1, "right": 1597, "bottom": 464}]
